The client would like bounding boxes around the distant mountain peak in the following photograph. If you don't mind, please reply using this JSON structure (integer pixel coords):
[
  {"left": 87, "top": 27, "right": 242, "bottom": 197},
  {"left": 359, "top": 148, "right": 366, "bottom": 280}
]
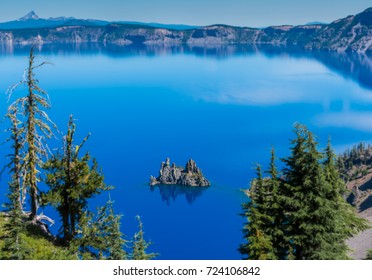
[{"left": 19, "top": 11, "right": 39, "bottom": 21}]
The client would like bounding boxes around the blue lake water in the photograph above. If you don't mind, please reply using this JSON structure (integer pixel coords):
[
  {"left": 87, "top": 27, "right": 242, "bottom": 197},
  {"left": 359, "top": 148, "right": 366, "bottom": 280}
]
[{"left": 0, "top": 44, "right": 372, "bottom": 259}]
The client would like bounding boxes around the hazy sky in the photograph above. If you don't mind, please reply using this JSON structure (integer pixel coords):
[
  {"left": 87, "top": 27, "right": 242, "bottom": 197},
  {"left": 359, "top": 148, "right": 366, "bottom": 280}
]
[{"left": 0, "top": 0, "right": 371, "bottom": 27}]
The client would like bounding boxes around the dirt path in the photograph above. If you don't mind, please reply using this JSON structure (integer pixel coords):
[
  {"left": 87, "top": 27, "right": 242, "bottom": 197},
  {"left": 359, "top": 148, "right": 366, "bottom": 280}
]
[{"left": 347, "top": 209, "right": 372, "bottom": 259}]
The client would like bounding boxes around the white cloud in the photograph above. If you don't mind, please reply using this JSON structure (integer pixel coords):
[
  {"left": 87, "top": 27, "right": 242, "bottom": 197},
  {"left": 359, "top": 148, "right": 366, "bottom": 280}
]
[{"left": 316, "top": 111, "right": 372, "bottom": 132}]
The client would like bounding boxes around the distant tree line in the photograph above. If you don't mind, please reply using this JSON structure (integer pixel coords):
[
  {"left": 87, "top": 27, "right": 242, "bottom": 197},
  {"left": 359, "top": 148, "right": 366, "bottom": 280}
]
[
  {"left": 0, "top": 48, "right": 157, "bottom": 260},
  {"left": 337, "top": 142, "right": 372, "bottom": 181},
  {"left": 240, "top": 124, "right": 370, "bottom": 260}
]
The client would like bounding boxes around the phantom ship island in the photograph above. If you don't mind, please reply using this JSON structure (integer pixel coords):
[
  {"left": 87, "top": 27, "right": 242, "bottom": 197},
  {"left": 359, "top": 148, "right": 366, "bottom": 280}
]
[{"left": 150, "top": 158, "right": 210, "bottom": 187}]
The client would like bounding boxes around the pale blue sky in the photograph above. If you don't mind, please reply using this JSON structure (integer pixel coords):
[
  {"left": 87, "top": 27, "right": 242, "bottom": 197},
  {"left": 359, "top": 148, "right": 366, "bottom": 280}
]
[{"left": 0, "top": 0, "right": 371, "bottom": 27}]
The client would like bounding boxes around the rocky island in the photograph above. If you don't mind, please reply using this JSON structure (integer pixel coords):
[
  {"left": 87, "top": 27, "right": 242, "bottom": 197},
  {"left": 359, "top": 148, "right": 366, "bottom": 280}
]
[{"left": 150, "top": 158, "right": 210, "bottom": 187}]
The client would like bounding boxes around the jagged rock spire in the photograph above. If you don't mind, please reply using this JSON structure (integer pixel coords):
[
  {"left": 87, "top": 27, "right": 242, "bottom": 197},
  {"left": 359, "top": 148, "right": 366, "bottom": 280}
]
[{"left": 150, "top": 158, "right": 210, "bottom": 187}]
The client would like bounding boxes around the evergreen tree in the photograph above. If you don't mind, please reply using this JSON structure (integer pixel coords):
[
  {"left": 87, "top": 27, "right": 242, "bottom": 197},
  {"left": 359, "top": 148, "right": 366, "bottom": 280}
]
[
  {"left": 281, "top": 124, "right": 336, "bottom": 259},
  {"left": 8, "top": 48, "right": 55, "bottom": 222},
  {"left": 42, "top": 116, "right": 109, "bottom": 244},
  {"left": 3, "top": 107, "right": 24, "bottom": 212},
  {"left": 93, "top": 198, "right": 127, "bottom": 260},
  {"left": 265, "top": 147, "right": 287, "bottom": 259},
  {"left": 0, "top": 186, "right": 28, "bottom": 260},
  {"left": 1, "top": 48, "right": 152, "bottom": 260},
  {"left": 322, "top": 138, "right": 369, "bottom": 259},
  {"left": 0, "top": 107, "right": 29, "bottom": 259},
  {"left": 281, "top": 124, "right": 368, "bottom": 259},
  {"left": 71, "top": 200, "right": 127, "bottom": 260},
  {"left": 239, "top": 165, "right": 276, "bottom": 259},
  {"left": 242, "top": 124, "right": 369, "bottom": 260},
  {"left": 131, "top": 216, "right": 158, "bottom": 260},
  {"left": 69, "top": 210, "right": 96, "bottom": 259}
]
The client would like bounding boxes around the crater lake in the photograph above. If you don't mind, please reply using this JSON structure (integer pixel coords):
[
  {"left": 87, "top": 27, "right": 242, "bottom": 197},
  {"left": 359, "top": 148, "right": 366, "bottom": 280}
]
[{"left": 0, "top": 44, "right": 371, "bottom": 259}]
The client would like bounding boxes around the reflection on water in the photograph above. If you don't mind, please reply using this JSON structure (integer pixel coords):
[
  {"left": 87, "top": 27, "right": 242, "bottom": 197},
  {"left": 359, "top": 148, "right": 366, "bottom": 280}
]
[
  {"left": 0, "top": 41, "right": 371, "bottom": 260},
  {"left": 1, "top": 43, "right": 371, "bottom": 90},
  {"left": 150, "top": 184, "right": 209, "bottom": 205}
]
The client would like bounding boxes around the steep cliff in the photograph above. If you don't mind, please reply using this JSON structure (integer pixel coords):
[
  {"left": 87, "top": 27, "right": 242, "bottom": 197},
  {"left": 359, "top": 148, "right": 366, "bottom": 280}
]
[{"left": 0, "top": 8, "right": 371, "bottom": 53}]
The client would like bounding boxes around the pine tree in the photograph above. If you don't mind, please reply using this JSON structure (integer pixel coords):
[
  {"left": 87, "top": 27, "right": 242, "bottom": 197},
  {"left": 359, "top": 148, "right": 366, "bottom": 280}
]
[
  {"left": 1, "top": 108, "right": 28, "bottom": 259},
  {"left": 4, "top": 107, "right": 24, "bottom": 212},
  {"left": 322, "top": 138, "right": 369, "bottom": 259},
  {"left": 281, "top": 124, "right": 333, "bottom": 259},
  {"left": 281, "top": 124, "right": 368, "bottom": 259},
  {"left": 70, "top": 210, "right": 96, "bottom": 259},
  {"left": 131, "top": 216, "right": 158, "bottom": 260},
  {"left": 94, "top": 198, "right": 127, "bottom": 260},
  {"left": 8, "top": 48, "right": 55, "bottom": 222},
  {"left": 265, "top": 147, "right": 287, "bottom": 259},
  {"left": 240, "top": 125, "right": 369, "bottom": 260},
  {"left": 0, "top": 197, "right": 27, "bottom": 260},
  {"left": 239, "top": 165, "right": 276, "bottom": 259},
  {"left": 42, "top": 116, "right": 109, "bottom": 244},
  {"left": 71, "top": 199, "right": 127, "bottom": 260}
]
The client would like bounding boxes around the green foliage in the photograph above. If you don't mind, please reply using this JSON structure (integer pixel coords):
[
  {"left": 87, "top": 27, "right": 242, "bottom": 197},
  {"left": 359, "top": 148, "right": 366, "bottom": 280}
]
[
  {"left": 1, "top": 108, "right": 28, "bottom": 259},
  {"left": 0, "top": 211, "right": 29, "bottom": 260},
  {"left": 265, "top": 148, "right": 287, "bottom": 259},
  {"left": 240, "top": 148, "right": 288, "bottom": 260},
  {"left": 241, "top": 124, "right": 369, "bottom": 260},
  {"left": 282, "top": 124, "right": 335, "bottom": 259},
  {"left": 4, "top": 107, "right": 24, "bottom": 210},
  {"left": 7, "top": 48, "right": 56, "bottom": 221},
  {"left": 42, "top": 116, "right": 110, "bottom": 243},
  {"left": 366, "top": 249, "right": 372, "bottom": 260},
  {"left": 322, "top": 139, "right": 369, "bottom": 258},
  {"left": 41, "top": 116, "right": 131, "bottom": 259},
  {"left": 0, "top": 216, "right": 76, "bottom": 260},
  {"left": 72, "top": 199, "right": 127, "bottom": 260},
  {"left": 97, "top": 199, "right": 127, "bottom": 260},
  {"left": 239, "top": 165, "right": 276, "bottom": 260},
  {"left": 337, "top": 142, "right": 372, "bottom": 181},
  {"left": 283, "top": 125, "right": 368, "bottom": 259},
  {"left": 131, "top": 216, "right": 158, "bottom": 260},
  {"left": 0, "top": 48, "right": 155, "bottom": 260}
]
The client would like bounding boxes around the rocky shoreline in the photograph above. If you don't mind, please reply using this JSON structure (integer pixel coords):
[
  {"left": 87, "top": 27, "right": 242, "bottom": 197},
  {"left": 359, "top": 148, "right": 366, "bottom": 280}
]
[{"left": 0, "top": 7, "right": 371, "bottom": 54}]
